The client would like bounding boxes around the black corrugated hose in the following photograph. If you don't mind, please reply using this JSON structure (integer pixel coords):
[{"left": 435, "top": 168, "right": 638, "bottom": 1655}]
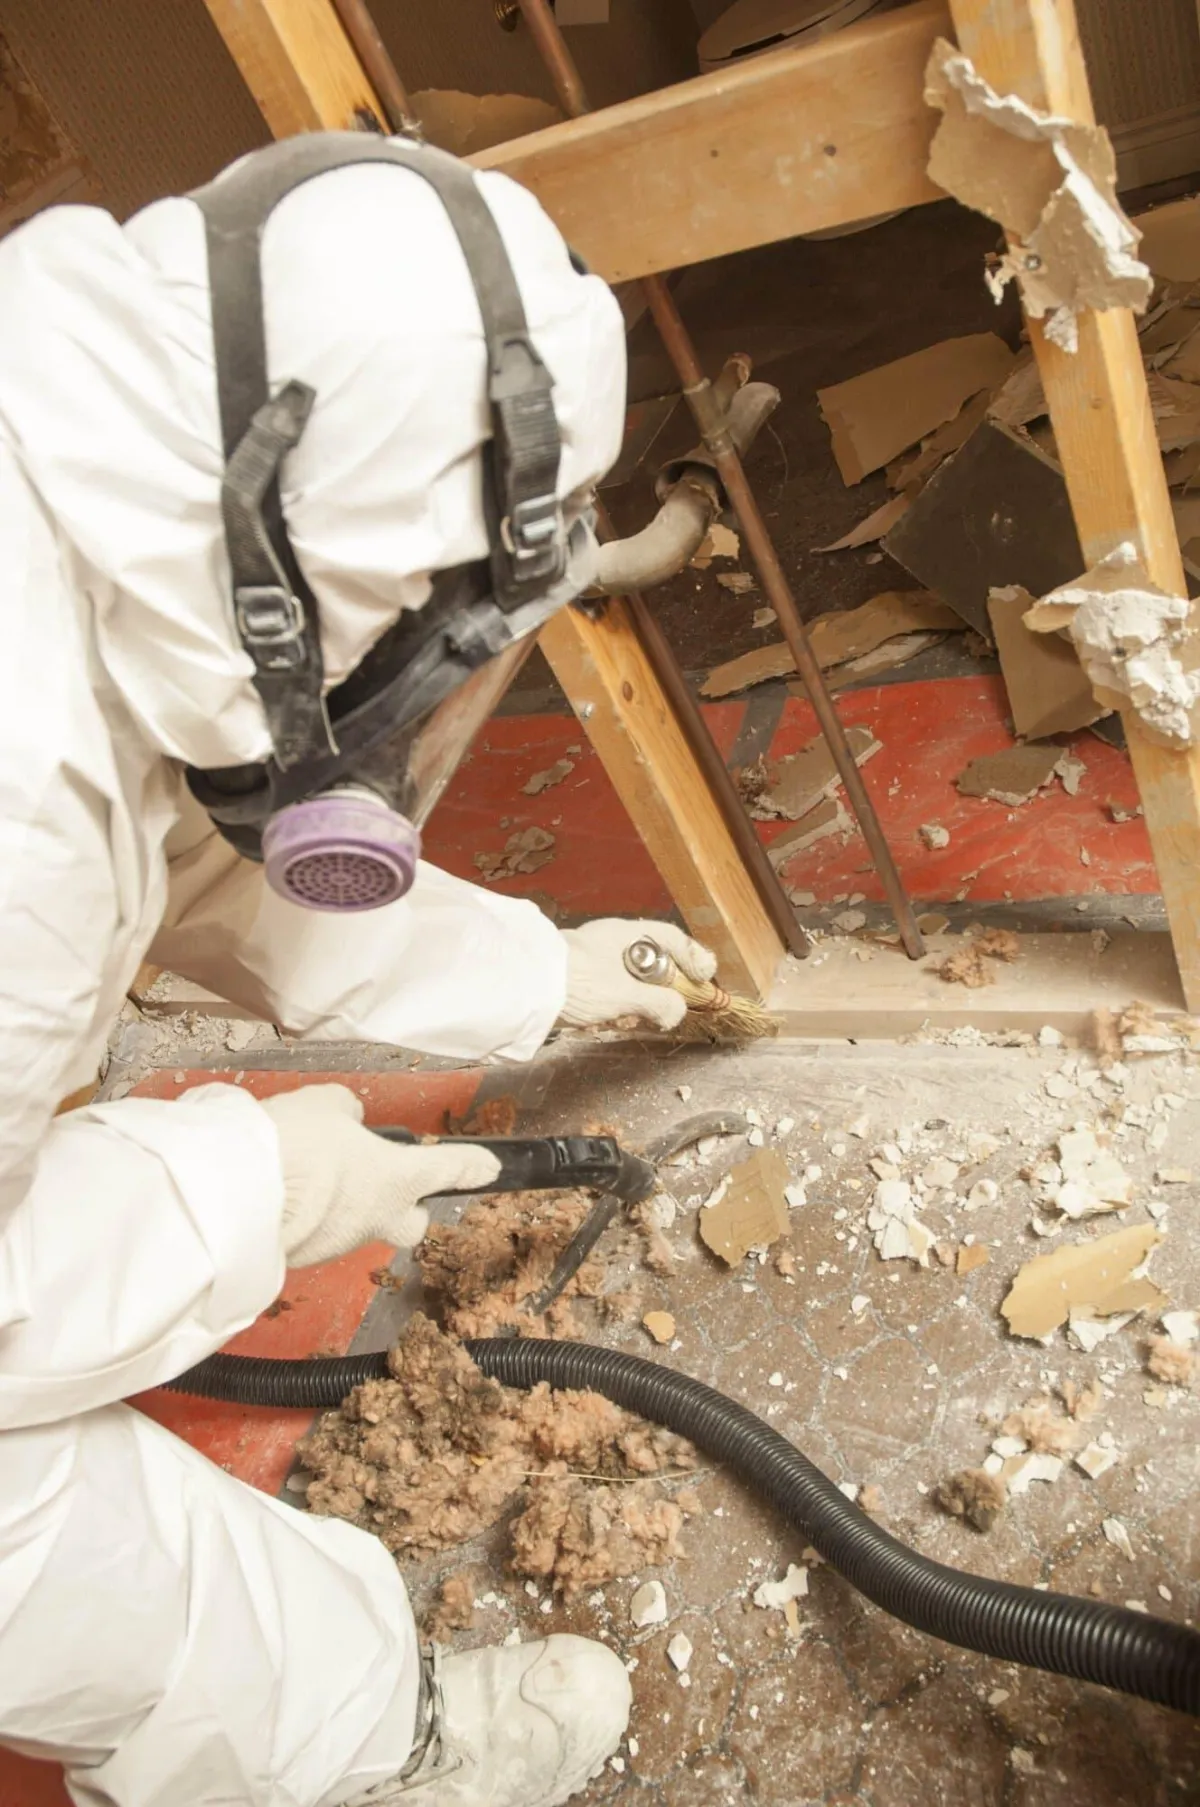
[{"left": 169, "top": 1340, "right": 1200, "bottom": 1715}]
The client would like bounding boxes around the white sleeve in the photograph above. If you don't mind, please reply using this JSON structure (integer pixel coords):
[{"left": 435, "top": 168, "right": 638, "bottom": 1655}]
[
  {"left": 150, "top": 796, "right": 568, "bottom": 1062},
  {"left": 0, "top": 1086, "right": 285, "bottom": 1430}
]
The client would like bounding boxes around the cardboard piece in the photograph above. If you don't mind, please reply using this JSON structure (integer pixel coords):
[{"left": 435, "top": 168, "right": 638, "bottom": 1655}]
[
  {"left": 987, "top": 584, "right": 1104, "bottom": 740},
  {"left": 750, "top": 726, "right": 880, "bottom": 822},
  {"left": 817, "top": 333, "right": 1015, "bottom": 485},
  {"left": 1001, "top": 1223, "right": 1163, "bottom": 1340},
  {"left": 886, "top": 389, "right": 992, "bottom": 494},
  {"left": 814, "top": 492, "right": 909, "bottom": 552},
  {"left": 925, "top": 40, "right": 1152, "bottom": 353},
  {"left": 700, "top": 590, "right": 959, "bottom": 698},
  {"left": 956, "top": 743, "right": 1062, "bottom": 805},
  {"left": 884, "top": 419, "right": 1083, "bottom": 636},
  {"left": 411, "top": 90, "right": 562, "bottom": 157},
  {"left": 1133, "top": 197, "right": 1200, "bottom": 284},
  {"left": 699, "top": 1148, "right": 791, "bottom": 1266}
]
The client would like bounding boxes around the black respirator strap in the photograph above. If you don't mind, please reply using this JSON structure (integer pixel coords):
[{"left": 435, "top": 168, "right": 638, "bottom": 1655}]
[{"left": 189, "top": 133, "right": 565, "bottom": 773}]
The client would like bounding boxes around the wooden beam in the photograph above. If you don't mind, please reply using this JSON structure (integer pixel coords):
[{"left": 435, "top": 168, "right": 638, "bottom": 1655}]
[
  {"left": 474, "top": 0, "right": 949, "bottom": 282},
  {"left": 199, "top": 0, "right": 788, "bottom": 997},
  {"left": 201, "top": 0, "right": 385, "bottom": 135},
  {"left": 538, "top": 601, "right": 784, "bottom": 997},
  {"left": 949, "top": 0, "right": 1200, "bottom": 1013}
]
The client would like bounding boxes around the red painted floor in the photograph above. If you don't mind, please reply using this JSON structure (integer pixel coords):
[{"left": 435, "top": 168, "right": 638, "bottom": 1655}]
[
  {"left": 424, "top": 677, "right": 1153, "bottom": 914},
  {"left": 0, "top": 671, "right": 1156, "bottom": 1801}
]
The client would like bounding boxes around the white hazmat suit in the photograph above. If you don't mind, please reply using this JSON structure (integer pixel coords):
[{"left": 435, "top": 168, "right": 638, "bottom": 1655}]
[{"left": 0, "top": 155, "right": 636, "bottom": 1805}]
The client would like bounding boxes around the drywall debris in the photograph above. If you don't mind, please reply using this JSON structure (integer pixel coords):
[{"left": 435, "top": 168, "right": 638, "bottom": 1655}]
[
  {"left": 768, "top": 799, "right": 850, "bottom": 868},
  {"left": 924, "top": 39, "right": 1152, "bottom": 354},
  {"left": 522, "top": 758, "right": 575, "bottom": 796},
  {"left": 1024, "top": 544, "right": 1199, "bottom": 747},
  {"left": 817, "top": 333, "right": 1015, "bottom": 484},
  {"left": 1001, "top": 1222, "right": 1164, "bottom": 1340},
  {"left": 988, "top": 584, "right": 1103, "bottom": 739},
  {"left": 642, "top": 1311, "right": 676, "bottom": 1346},
  {"left": 834, "top": 909, "right": 867, "bottom": 934},
  {"left": 1068, "top": 1309, "right": 1139, "bottom": 1354},
  {"left": 748, "top": 726, "right": 880, "bottom": 823},
  {"left": 707, "top": 523, "right": 740, "bottom": 561},
  {"left": 475, "top": 826, "right": 557, "bottom": 882},
  {"left": 754, "top": 1563, "right": 809, "bottom": 1611},
  {"left": 956, "top": 743, "right": 1062, "bottom": 805},
  {"left": 1161, "top": 1309, "right": 1199, "bottom": 1345},
  {"left": 920, "top": 823, "right": 950, "bottom": 849},
  {"left": 630, "top": 1580, "right": 669, "bottom": 1628},
  {"left": 1056, "top": 751, "right": 1086, "bottom": 795},
  {"left": 698, "top": 1148, "right": 790, "bottom": 1266},
  {"left": 1005, "top": 1451, "right": 1064, "bottom": 1495},
  {"left": 700, "top": 590, "right": 959, "bottom": 697},
  {"left": 958, "top": 1244, "right": 990, "bottom": 1274},
  {"left": 867, "top": 1177, "right": 933, "bottom": 1266},
  {"left": 933, "top": 1467, "right": 1006, "bottom": 1532},
  {"left": 752, "top": 606, "right": 777, "bottom": 630},
  {"left": 1145, "top": 1333, "right": 1193, "bottom": 1386},
  {"left": 1075, "top": 1441, "right": 1119, "bottom": 1480},
  {"left": 716, "top": 571, "right": 757, "bottom": 595},
  {"left": 666, "top": 1632, "right": 693, "bottom": 1673},
  {"left": 815, "top": 493, "right": 910, "bottom": 552},
  {"left": 888, "top": 389, "right": 993, "bottom": 495},
  {"left": 1050, "top": 1128, "right": 1132, "bottom": 1220},
  {"left": 1103, "top": 1517, "right": 1135, "bottom": 1562}
]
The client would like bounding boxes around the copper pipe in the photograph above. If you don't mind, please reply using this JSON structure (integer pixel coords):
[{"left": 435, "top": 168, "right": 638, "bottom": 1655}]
[
  {"left": 329, "top": 0, "right": 416, "bottom": 133},
  {"left": 517, "top": 0, "right": 592, "bottom": 116},
  {"left": 517, "top": 0, "right": 925, "bottom": 959}
]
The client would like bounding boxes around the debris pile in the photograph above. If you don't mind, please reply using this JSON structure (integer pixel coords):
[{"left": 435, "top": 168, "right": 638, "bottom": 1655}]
[{"left": 298, "top": 1314, "right": 697, "bottom": 1597}]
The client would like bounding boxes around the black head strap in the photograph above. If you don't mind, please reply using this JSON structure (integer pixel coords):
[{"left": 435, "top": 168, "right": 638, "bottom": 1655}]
[{"left": 189, "top": 132, "right": 565, "bottom": 772}]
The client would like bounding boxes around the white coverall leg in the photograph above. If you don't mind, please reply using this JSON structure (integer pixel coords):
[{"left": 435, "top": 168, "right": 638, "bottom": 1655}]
[{"left": 0, "top": 149, "right": 625, "bottom": 1805}]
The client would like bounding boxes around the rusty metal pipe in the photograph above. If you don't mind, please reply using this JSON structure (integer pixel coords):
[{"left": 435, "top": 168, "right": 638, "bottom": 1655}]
[
  {"left": 642, "top": 276, "right": 925, "bottom": 959},
  {"left": 516, "top": 0, "right": 924, "bottom": 960},
  {"left": 329, "top": 0, "right": 416, "bottom": 133}
]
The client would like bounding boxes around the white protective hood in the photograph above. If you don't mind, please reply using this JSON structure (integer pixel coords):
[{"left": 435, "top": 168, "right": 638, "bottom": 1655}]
[{"left": 0, "top": 155, "right": 626, "bottom": 771}]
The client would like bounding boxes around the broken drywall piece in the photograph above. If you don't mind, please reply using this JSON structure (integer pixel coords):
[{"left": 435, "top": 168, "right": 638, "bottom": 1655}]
[
  {"left": 474, "top": 826, "right": 556, "bottom": 882},
  {"left": 817, "top": 333, "right": 1015, "bottom": 485},
  {"left": 957, "top": 1243, "right": 990, "bottom": 1274},
  {"left": 629, "top": 1580, "right": 668, "bottom": 1628},
  {"left": 1161, "top": 1309, "right": 1199, "bottom": 1346},
  {"left": 1004, "top": 1451, "right": 1063, "bottom": 1495},
  {"left": 956, "top": 743, "right": 1062, "bottom": 806},
  {"left": 716, "top": 571, "right": 757, "bottom": 594},
  {"left": 814, "top": 492, "right": 910, "bottom": 552},
  {"left": 752, "top": 606, "right": 777, "bottom": 630},
  {"left": 522, "top": 758, "right": 575, "bottom": 796},
  {"left": 924, "top": 40, "right": 1152, "bottom": 354},
  {"left": 700, "top": 590, "right": 959, "bottom": 698},
  {"left": 411, "top": 89, "right": 563, "bottom": 156},
  {"left": 1001, "top": 1222, "right": 1163, "bottom": 1339},
  {"left": 987, "top": 584, "right": 1104, "bottom": 740},
  {"left": 767, "top": 799, "right": 850, "bottom": 869},
  {"left": 1075, "top": 1441, "right": 1119, "bottom": 1479},
  {"left": 919, "top": 823, "right": 950, "bottom": 850},
  {"left": 642, "top": 1311, "right": 676, "bottom": 1346},
  {"left": 753, "top": 1564, "right": 809, "bottom": 1611},
  {"left": 698, "top": 1148, "right": 790, "bottom": 1266},
  {"left": 1024, "top": 543, "right": 1200, "bottom": 746},
  {"left": 887, "top": 389, "right": 993, "bottom": 495},
  {"left": 691, "top": 521, "right": 741, "bottom": 569},
  {"left": 749, "top": 725, "right": 880, "bottom": 823}
]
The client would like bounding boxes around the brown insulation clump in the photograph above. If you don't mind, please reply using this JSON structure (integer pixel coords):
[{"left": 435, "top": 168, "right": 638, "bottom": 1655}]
[
  {"left": 1146, "top": 1334, "right": 1194, "bottom": 1387},
  {"left": 1000, "top": 1400, "right": 1081, "bottom": 1456},
  {"left": 932, "top": 1466, "right": 1007, "bottom": 1532},
  {"left": 298, "top": 1315, "right": 696, "bottom": 1597},
  {"left": 416, "top": 1189, "right": 606, "bottom": 1339}
]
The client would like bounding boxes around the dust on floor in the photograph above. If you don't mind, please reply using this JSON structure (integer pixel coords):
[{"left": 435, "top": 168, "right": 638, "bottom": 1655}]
[{"left": 291, "top": 1038, "right": 1200, "bottom": 1806}]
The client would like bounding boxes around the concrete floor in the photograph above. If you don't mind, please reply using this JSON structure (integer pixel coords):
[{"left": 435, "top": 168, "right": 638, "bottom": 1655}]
[{"left": 376, "top": 1035, "right": 1200, "bottom": 1806}]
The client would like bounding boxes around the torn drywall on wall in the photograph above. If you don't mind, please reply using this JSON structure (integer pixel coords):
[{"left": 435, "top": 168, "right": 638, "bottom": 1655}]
[
  {"left": 924, "top": 38, "right": 1152, "bottom": 353},
  {"left": 1024, "top": 543, "right": 1200, "bottom": 745}
]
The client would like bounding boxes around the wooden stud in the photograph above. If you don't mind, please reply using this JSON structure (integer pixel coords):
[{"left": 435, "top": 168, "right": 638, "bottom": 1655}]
[
  {"left": 476, "top": 0, "right": 949, "bottom": 282},
  {"left": 949, "top": 0, "right": 1200, "bottom": 1011},
  {"left": 199, "top": 0, "right": 788, "bottom": 996}
]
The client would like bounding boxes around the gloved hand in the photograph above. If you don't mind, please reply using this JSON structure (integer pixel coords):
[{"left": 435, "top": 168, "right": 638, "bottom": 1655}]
[
  {"left": 558, "top": 918, "right": 717, "bottom": 1030},
  {"left": 261, "top": 1085, "right": 501, "bottom": 1267}
]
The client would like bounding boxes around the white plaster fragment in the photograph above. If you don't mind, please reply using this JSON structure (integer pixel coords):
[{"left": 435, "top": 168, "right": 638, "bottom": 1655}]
[
  {"left": 630, "top": 1581, "right": 668, "bottom": 1628},
  {"left": 666, "top": 1633, "right": 693, "bottom": 1672},
  {"left": 1103, "top": 1517, "right": 1135, "bottom": 1562}
]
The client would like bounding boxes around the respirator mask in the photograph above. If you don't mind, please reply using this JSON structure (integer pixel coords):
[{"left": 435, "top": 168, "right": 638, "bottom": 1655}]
[{"left": 185, "top": 133, "right": 592, "bottom": 911}]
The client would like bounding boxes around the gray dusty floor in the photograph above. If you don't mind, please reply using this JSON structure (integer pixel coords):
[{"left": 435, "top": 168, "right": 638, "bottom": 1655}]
[{"left": 358, "top": 1036, "right": 1200, "bottom": 1806}]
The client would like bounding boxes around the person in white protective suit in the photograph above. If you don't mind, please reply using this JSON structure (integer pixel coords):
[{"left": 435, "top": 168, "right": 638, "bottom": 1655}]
[{"left": 0, "top": 133, "right": 718, "bottom": 1807}]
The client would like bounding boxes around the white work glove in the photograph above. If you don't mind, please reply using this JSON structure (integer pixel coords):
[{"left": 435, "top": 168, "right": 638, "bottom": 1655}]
[
  {"left": 558, "top": 918, "right": 717, "bottom": 1030},
  {"left": 261, "top": 1085, "right": 501, "bottom": 1267}
]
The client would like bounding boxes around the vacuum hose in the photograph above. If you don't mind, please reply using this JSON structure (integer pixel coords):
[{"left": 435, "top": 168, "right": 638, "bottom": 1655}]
[{"left": 170, "top": 1341, "right": 1200, "bottom": 1716}]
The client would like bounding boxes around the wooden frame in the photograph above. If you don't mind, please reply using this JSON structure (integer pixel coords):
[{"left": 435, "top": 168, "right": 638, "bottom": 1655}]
[{"left": 200, "top": 0, "right": 1200, "bottom": 1014}]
